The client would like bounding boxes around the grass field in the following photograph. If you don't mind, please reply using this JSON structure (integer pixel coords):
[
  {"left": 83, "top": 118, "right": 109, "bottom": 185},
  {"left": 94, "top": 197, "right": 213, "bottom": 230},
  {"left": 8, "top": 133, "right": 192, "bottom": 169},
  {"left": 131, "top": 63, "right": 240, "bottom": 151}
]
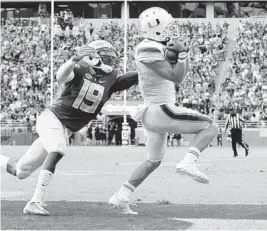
[{"left": 1, "top": 145, "right": 267, "bottom": 230}]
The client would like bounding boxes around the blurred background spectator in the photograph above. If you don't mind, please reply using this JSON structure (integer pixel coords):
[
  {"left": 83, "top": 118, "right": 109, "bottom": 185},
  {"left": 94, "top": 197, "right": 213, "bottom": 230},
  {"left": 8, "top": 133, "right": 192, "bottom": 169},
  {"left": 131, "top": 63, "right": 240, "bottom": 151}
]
[
  {"left": 215, "top": 21, "right": 267, "bottom": 122},
  {"left": 1, "top": 2, "right": 51, "bottom": 129},
  {"left": 1, "top": 2, "right": 267, "bottom": 145}
]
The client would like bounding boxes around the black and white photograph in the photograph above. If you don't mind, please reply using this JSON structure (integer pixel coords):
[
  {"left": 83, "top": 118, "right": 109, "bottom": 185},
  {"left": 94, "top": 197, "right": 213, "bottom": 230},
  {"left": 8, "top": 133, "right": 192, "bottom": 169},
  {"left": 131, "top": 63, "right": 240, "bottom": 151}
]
[{"left": 1, "top": 0, "right": 267, "bottom": 230}]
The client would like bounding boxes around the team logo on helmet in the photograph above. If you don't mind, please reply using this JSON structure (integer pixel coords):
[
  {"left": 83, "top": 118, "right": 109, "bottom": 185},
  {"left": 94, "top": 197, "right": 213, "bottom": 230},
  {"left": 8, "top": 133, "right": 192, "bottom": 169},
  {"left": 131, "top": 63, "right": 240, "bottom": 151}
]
[{"left": 138, "top": 7, "right": 178, "bottom": 42}]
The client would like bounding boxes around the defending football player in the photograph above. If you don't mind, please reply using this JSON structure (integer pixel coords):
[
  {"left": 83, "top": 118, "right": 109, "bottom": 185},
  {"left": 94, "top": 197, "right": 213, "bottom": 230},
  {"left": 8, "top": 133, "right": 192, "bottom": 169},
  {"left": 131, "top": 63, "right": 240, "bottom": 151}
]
[
  {"left": 0, "top": 40, "right": 138, "bottom": 215},
  {"left": 108, "top": 7, "right": 217, "bottom": 215}
]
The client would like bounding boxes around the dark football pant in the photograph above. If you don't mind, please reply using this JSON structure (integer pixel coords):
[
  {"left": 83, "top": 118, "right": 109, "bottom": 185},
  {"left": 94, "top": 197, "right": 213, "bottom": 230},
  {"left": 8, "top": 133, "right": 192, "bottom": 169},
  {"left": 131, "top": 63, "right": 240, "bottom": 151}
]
[
  {"left": 217, "top": 136, "right": 222, "bottom": 146},
  {"left": 231, "top": 128, "right": 249, "bottom": 156}
]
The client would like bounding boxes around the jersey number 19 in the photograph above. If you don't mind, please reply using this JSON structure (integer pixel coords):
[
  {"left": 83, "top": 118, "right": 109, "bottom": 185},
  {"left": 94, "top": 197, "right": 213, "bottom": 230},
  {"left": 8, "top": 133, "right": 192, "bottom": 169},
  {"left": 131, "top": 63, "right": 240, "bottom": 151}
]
[{"left": 72, "top": 79, "right": 104, "bottom": 113}]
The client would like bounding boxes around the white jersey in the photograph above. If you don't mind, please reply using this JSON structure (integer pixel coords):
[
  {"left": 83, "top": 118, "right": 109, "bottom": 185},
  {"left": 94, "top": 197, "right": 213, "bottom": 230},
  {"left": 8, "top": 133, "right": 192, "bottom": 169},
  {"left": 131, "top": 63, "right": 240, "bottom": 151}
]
[{"left": 135, "top": 39, "right": 176, "bottom": 106}]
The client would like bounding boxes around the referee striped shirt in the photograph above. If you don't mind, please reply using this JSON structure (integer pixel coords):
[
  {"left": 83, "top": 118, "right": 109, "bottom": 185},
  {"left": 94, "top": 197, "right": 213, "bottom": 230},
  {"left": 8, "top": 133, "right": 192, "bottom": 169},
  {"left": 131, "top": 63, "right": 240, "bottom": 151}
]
[{"left": 225, "top": 114, "right": 245, "bottom": 130}]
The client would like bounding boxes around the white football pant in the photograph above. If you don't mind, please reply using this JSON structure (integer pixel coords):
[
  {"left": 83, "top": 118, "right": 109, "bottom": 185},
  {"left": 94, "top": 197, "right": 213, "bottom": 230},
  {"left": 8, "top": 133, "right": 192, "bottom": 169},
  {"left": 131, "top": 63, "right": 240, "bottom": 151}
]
[
  {"left": 16, "top": 109, "right": 73, "bottom": 179},
  {"left": 133, "top": 104, "right": 215, "bottom": 162}
]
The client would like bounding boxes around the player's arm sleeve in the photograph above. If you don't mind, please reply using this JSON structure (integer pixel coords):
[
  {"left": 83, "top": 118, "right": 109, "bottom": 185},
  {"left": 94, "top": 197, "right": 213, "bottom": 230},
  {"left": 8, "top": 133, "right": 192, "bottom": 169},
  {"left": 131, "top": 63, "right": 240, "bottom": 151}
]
[
  {"left": 56, "top": 59, "right": 75, "bottom": 85},
  {"left": 111, "top": 71, "right": 138, "bottom": 92}
]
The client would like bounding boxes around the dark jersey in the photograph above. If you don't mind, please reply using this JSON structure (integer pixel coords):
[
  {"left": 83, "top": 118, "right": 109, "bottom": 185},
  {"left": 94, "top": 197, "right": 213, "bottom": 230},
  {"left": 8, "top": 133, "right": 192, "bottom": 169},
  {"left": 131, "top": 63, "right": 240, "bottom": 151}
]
[{"left": 49, "top": 63, "right": 138, "bottom": 132}]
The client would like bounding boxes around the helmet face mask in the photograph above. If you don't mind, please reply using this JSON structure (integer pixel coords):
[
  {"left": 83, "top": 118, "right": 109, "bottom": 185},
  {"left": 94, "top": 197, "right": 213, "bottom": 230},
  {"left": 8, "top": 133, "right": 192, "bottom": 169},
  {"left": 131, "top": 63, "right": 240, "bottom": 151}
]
[
  {"left": 164, "top": 21, "right": 179, "bottom": 40},
  {"left": 138, "top": 7, "right": 178, "bottom": 42},
  {"left": 84, "top": 40, "right": 119, "bottom": 74},
  {"left": 96, "top": 47, "right": 120, "bottom": 68}
]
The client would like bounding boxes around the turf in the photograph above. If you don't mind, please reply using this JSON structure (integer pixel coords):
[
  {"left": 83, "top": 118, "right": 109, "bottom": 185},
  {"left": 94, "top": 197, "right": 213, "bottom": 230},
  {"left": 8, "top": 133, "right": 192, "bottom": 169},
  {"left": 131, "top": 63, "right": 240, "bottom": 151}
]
[
  {"left": 1, "top": 201, "right": 267, "bottom": 230},
  {"left": 1, "top": 146, "right": 267, "bottom": 230}
]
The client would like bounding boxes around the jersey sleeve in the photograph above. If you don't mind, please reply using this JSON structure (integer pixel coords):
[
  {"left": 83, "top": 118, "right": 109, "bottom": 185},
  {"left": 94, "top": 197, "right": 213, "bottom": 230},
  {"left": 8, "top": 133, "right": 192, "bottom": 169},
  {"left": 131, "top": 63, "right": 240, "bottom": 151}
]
[
  {"left": 68, "top": 62, "right": 94, "bottom": 85},
  {"left": 135, "top": 40, "right": 165, "bottom": 63},
  {"left": 110, "top": 71, "right": 138, "bottom": 93}
]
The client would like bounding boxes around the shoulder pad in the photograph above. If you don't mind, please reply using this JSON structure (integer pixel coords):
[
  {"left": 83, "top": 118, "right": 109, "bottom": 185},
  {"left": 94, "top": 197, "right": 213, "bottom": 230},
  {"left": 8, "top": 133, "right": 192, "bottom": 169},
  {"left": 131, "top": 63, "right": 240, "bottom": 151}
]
[{"left": 135, "top": 40, "right": 165, "bottom": 63}]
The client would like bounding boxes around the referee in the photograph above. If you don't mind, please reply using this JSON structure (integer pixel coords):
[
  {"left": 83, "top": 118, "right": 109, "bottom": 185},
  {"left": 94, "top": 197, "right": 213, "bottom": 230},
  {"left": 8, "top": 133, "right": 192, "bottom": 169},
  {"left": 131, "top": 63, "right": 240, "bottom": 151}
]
[{"left": 225, "top": 108, "right": 249, "bottom": 157}]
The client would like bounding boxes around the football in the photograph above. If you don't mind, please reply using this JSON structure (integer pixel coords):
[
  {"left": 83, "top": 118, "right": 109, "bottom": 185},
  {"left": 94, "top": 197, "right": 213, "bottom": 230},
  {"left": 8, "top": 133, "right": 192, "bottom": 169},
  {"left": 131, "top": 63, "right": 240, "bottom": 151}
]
[{"left": 164, "top": 49, "right": 178, "bottom": 64}]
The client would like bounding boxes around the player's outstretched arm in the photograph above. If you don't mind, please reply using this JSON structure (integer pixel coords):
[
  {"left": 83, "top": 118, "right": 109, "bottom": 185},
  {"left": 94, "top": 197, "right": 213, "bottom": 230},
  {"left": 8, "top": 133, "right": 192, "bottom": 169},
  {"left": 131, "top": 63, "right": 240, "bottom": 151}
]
[
  {"left": 56, "top": 59, "right": 75, "bottom": 85},
  {"left": 111, "top": 71, "right": 138, "bottom": 92},
  {"left": 56, "top": 45, "right": 96, "bottom": 85}
]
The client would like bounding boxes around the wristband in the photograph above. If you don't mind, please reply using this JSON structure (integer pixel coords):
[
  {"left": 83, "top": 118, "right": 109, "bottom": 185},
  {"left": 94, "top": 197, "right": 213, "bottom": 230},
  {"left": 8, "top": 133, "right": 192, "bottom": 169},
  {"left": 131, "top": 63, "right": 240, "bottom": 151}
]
[
  {"left": 178, "top": 51, "right": 188, "bottom": 59},
  {"left": 177, "top": 51, "right": 188, "bottom": 63}
]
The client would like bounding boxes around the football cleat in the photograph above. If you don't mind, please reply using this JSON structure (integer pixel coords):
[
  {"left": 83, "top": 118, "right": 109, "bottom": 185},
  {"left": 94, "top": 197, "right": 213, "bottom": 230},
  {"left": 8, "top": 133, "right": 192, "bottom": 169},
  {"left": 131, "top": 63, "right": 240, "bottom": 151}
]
[
  {"left": 23, "top": 201, "right": 50, "bottom": 216},
  {"left": 175, "top": 161, "right": 209, "bottom": 184},
  {"left": 108, "top": 193, "right": 138, "bottom": 215}
]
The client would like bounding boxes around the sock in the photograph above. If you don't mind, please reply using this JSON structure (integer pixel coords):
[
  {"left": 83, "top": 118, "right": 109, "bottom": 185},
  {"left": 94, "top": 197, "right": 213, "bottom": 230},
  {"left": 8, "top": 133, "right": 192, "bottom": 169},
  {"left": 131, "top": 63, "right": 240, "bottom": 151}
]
[
  {"left": 0, "top": 155, "right": 10, "bottom": 170},
  {"left": 31, "top": 170, "right": 53, "bottom": 203},
  {"left": 183, "top": 147, "right": 200, "bottom": 164},
  {"left": 117, "top": 182, "right": 135, "bottom": 201}
]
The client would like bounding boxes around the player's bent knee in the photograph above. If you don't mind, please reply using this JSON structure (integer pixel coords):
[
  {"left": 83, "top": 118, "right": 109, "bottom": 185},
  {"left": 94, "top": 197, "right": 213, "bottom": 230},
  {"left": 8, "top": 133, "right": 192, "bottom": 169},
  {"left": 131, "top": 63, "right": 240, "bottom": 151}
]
[
  {"left": 16, "top": 165, "right": 33, "bottom": 180},
  {"left": 45, "top": 145, "right": 67, "bottom": 156},
  {"left": 16, "top": 171, "right": 30, "bottom": 180},
  {"left": 146, "top": 158, "right": 162, "bottom": 170}
]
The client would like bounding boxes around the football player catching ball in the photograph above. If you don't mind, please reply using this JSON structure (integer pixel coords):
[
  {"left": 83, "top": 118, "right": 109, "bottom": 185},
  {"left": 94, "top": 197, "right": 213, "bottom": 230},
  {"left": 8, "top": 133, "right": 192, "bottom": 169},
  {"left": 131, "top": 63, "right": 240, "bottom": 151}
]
[{"left": 108, "top": 7, "right": 218, "bottom": 215}]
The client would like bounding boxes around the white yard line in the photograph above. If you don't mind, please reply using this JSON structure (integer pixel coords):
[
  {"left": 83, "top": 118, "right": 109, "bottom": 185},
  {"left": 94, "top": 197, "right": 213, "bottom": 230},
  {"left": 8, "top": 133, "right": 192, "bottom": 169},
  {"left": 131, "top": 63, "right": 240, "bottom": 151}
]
[
  {"left": 168, "top": 218, "right": 267, "bottom": 230},
  {"left": 0, "top": 191, "right": 25, "bottom": 198}
]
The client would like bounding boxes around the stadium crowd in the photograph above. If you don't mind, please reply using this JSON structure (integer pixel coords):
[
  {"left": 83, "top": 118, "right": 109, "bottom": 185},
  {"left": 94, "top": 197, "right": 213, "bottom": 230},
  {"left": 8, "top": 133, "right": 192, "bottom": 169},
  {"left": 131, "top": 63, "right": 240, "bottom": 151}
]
[
  {"left": 215, "top": 21, "right": 267, "bottom": 123},
  {"left": 2, "top": 14, "right": 267, "bottom": 127},
  {"left": 174, "top": 21, "right": 228, "bottom": 115},
  {"left": 1, "top": 18, "right": 51, "bottom": 124}
]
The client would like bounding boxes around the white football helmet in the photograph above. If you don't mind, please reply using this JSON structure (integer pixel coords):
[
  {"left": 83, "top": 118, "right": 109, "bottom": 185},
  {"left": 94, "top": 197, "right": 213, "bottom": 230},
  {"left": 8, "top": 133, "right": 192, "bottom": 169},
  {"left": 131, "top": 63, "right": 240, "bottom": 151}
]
[
  {"left": 138, "top": 7, "right": 178, "bottom": 42},
  {"left": 83, "top": 40, "right": 119, "bottom": 73}
]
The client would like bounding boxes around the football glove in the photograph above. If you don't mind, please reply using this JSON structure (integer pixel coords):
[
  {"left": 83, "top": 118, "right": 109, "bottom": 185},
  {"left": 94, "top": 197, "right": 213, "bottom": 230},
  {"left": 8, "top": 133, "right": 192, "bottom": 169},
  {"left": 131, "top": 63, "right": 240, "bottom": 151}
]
[
  {"left": 166, "top": 40, "right": 189, "bottom": 62},
  {"left": 72, "top": 45, "right": 96, "bottom": 62}
]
